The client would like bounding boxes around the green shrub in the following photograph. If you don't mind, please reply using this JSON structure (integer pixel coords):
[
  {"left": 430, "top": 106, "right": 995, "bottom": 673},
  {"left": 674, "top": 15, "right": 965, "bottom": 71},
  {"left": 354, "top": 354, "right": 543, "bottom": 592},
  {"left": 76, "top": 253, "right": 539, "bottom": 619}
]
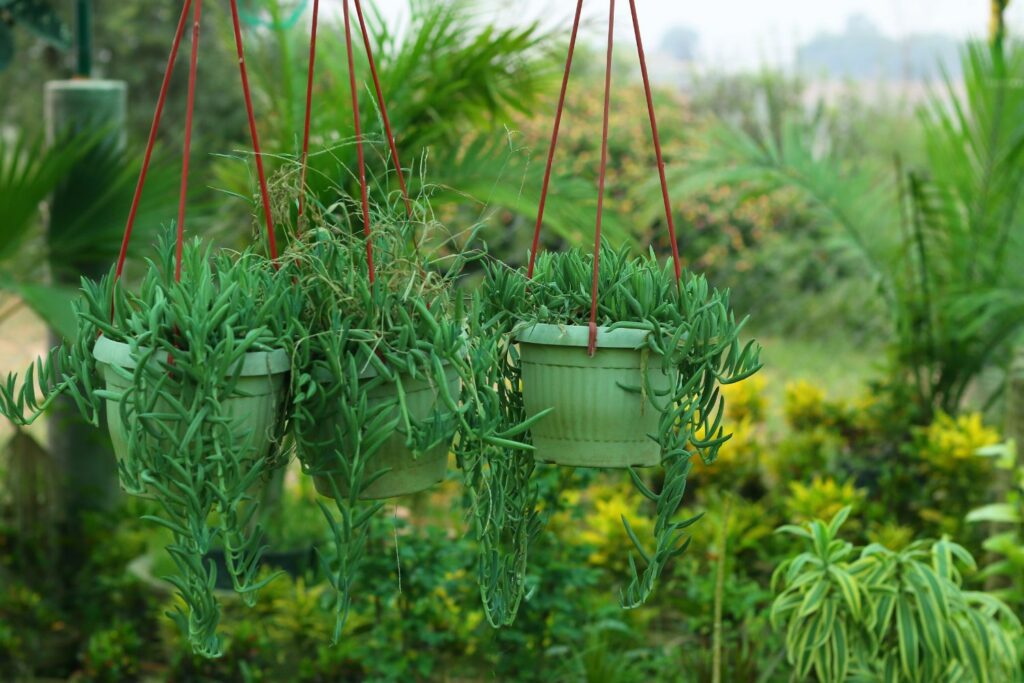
[
  {"left": 79, "top": 622, "right": 143, "bottom": 683},
  {"left": 772, "top": 507, "right": 1022, "bottom": 682}
]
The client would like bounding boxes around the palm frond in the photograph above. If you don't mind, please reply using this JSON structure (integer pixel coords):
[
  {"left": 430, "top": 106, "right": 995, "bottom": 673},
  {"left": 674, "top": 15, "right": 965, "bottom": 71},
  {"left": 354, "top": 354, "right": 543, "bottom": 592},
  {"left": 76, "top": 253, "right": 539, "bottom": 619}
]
[
  {"left": 47, "top": 138, "right": 179, "bottom": 279},
  {"left": 213, "top": 0, "right": 561, "bottom": 242},
  {"left": 675, "top": 41, "right": 1024, "bottom": 413},
  {"left": 666, "top": 117, "right": 902, "bottom": 299},
  {"left": 0, "top": 130, "right": 84, "bottom": 267}
]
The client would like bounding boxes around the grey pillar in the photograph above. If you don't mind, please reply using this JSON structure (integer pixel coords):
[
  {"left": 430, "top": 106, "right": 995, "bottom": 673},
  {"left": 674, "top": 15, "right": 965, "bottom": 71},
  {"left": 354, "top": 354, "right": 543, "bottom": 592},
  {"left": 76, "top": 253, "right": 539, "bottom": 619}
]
[{"left": 44, "top": 79, "right": 127, "bottom": 517}]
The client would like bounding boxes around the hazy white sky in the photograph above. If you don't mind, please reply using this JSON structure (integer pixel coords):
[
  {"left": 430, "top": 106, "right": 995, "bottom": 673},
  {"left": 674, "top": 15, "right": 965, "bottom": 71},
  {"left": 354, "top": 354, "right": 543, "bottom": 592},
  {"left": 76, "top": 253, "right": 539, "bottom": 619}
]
[{"left": 341, "top": 0, "right": 1024, "bottom": 69}]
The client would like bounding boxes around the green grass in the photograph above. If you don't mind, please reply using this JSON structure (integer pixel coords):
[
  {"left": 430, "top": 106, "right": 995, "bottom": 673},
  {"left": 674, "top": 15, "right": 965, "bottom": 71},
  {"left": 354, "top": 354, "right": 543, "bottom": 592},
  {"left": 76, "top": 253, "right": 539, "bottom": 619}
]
[
  {"left": 756, "top": 333, "right": 882, "bottom": 399},
  {"left": 751, "top": 332, "right": 883, "bottom": 436}
]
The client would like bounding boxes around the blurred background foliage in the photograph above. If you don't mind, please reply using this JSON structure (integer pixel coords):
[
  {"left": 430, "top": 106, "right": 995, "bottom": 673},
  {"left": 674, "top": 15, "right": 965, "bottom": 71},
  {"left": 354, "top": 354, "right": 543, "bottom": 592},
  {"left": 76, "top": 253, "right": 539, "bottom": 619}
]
[{"left": 2, "top": 0, "right": 1024, "bottom": 680}]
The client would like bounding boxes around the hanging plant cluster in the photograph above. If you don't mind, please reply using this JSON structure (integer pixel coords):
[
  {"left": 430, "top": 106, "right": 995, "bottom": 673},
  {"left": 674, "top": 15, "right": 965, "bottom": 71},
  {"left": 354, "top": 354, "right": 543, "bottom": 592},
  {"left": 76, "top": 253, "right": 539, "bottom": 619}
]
[
  {"left": 0, "top": 0, "right": 764, "bottom": 658},
  {"left": 279, "top": 203, "right": 544, "bottom": 635},
  {"left": 479, "top": 245, "right": 761, "bottom": 606},
  {"left": 1, "top": 236, "right": 302, "bottom": 655}
]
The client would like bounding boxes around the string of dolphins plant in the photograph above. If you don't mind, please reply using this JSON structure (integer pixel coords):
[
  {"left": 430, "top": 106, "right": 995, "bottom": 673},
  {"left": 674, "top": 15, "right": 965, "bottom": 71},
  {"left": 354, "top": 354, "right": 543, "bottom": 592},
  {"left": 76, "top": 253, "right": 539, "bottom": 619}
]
[
  {"left": 478, "top": 243, "right": 762, "bottom": 608},
  {"left": 0, "top": 233, "right": 303, "bottom": 657},
  {"left": 458, "top": 258, "right": 559, "bottom": 626},
  {"left": 280, "top": 183, "right": 550, "bottom": 633}
]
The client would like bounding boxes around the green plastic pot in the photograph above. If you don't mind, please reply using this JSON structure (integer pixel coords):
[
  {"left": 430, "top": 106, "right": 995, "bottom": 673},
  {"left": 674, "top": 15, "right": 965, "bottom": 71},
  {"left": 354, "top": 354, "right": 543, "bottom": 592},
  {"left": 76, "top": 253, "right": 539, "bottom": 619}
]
[
  {"left": 308, "top": 363, "right": 460, "bottom": 500},
  {"left": 92, "top": 335, "right": 290, "bottom": 491},
  {"left": 516, "top": 323, "right": 672, "bottom": 468}
]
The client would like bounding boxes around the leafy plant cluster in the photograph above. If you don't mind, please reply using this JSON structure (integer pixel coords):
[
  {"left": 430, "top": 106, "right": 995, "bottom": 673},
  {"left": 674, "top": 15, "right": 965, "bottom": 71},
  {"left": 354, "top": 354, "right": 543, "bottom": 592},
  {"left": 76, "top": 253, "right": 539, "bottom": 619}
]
[
  {"left": 0, "top": 128, "right": 177, "bottom": 340},
  {"left": 2, "top": 156, "right": 562, "bottom": 654},
  {"left": 5, "top": 350, "right": 1019, "bottom": 681},
  {"left": 772, "top": 507, "right": 1022, "bottom": 682},
  {"left": 479, "top": 244, "right": 762, "bottom": 607},
  {"left": 967, "top": 442, "right": 1024, "bottom": 607},
  {"left": 688, "top": 41, "right": 1024, "bottom": 416},
  {"left": 1, "top": 233, "right": 303, "bottom": 656},
  {"left": 279, "top": 186, "right": 548, "bottom": 633},
  {"left": 283, "top": 208, "right": 464, "bottom": 639}
]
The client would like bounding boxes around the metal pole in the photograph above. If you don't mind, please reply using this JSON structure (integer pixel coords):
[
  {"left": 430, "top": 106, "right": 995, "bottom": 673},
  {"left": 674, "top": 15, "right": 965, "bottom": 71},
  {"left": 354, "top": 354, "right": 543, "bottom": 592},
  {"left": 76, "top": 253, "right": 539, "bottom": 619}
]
[{"left": 75, "top": 0, "right": 92, "bottom": 77}]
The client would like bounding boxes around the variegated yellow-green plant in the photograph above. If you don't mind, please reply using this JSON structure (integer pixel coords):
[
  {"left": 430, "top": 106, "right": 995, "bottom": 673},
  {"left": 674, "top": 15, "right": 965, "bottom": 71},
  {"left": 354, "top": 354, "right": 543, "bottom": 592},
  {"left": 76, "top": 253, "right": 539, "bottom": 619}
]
[
  {"left": 772, "top": 507, "right": 1022, "bottom": 682},
  {"left": 967, "top": 442, "right": 1024, "bottom": 608}
]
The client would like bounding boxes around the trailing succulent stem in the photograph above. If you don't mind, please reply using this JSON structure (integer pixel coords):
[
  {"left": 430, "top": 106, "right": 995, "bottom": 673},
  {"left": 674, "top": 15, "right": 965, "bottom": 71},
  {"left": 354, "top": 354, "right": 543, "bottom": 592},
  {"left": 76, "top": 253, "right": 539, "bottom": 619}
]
[
  {"left": 481, "top": 243, "right": 762, "bottom": 608},
  {"left": 455, "top": 303, "right": 547, "bottom": 626},
  {"left": 282, "top": 183, "right": 542, "bottom": 630},
  {"left": 290, "top": 326, "right": 394, "bottom": 641},
  {"left": 0, "top": 279, "right": 105, "bottom": 428}
]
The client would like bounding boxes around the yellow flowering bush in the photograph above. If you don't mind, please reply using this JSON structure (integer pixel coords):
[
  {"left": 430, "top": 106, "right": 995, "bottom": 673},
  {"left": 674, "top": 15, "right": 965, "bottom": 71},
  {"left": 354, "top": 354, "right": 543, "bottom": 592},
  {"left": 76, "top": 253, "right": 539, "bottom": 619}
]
[
  {"left": 906, "top": 412, "right": 1001, "bottom": 536},
  {"left": 917, "top": 412, "right": 1000, "bottom": 470},
  {"left": 722, "top": 375, "right": 767, "bottom": 423},
  {"left": 576, "top": 483, "right": 656, "bottom": 574},
  {"left": 693, "top": 375, "right": 766, "bottom": 483},
  {"left": 685, "top": 494, "right": 777, "bottom": 560},
  {"left": 762, "top": 426, "right": 844, "bottom": 489},
  {"left": 846, "top": 390, "right": 882, "bottom": 432},
  {"left": 783, "top": 380, "right": 835, "bottom": 429},
  {"left": 714, "top": 417, "right": 759, "bottom": 468},
  {"left": 866, "top": 521, "right": 915, "bottom": 551},
  {"left": 785, "top": 475, "right": 865, "bottom": 524},
  {"left": 430, "top": 570, "right": 485, "bottom": 654},
  {"left": 694, "top": 416, "right": 762, "bottom": 488}
]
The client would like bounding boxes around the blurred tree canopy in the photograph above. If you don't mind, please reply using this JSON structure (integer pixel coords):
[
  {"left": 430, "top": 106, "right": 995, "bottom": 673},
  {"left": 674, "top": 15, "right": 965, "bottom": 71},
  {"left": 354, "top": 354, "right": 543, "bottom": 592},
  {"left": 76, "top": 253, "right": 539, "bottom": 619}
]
[
  {"left": 797, "top": 14, "right": 961, "bottom": 81},
  {"left": 0, "top": 2, "right": 247, "bottom": 156},
  {"left": 659, "top": 25, "right": 699, "bottom": 62},
  {"left": 0, "top": 0, "right": 70, "bottom": 71}
]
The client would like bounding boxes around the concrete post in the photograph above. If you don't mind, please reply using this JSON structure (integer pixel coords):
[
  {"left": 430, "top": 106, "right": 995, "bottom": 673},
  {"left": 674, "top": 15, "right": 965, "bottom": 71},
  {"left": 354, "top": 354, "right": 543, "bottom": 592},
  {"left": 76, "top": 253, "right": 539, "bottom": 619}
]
[{"left": 44, "top": 79, "right": 126, "bottom": 518}]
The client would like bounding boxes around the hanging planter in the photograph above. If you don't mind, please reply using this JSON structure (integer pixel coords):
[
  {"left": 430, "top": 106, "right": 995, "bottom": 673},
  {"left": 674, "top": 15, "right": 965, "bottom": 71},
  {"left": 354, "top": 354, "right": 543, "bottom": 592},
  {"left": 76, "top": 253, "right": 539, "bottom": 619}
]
[
  {"left": 0, "top": 238, "right": 301, "bottom": 655},
  {"left": 91, "top": 241, "right": 296, "bottom": 492},
  {"left": 281, "top": 211, "right": 543, "bottom": 633},
  {"left": 0, "top": 0, "right": 299, "bottom": 658},
  {"left": 93, "top": 334, "right": 290, "bottom": 481},
  {"left": 282, "top": 2, "right": 470, "bottom": 618},
  {"left": 473, "top": 0, "right": 764, "bottom": 610},
  {"left": 278, "top": 0, "right": 548, "bottom": 637},
  {"left": 283, "top": 0, "right": 471, "bottom": 500},
  {"left": 514, "top": 323, "right": 672, "bottom": 468},
  {"left": 278, "top": 213, "right": 481, "bottom": 641},
  {"left": 484, "top": 245, "right": 762, "bottom": 476},
  {"left": 483, "top": 244, "right": 763, "bottom": 606}
]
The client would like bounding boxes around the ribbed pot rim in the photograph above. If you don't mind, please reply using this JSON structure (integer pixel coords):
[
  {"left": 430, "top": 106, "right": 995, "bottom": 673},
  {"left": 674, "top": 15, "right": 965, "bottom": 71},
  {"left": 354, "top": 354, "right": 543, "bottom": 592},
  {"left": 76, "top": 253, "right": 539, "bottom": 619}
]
[
  {"left": 514, "top": 322, "right": 652, "bottom": 350},
  {"left": 93, "top": 335, "right": 290, "bottom": 376}
]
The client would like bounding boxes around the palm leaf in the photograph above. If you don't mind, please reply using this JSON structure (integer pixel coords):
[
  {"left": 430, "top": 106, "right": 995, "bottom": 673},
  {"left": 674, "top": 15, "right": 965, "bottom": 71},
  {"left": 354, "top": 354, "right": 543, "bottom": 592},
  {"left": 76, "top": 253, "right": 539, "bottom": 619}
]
[{"left": 0, "top": 130, "right": 84, "bottom": 266}]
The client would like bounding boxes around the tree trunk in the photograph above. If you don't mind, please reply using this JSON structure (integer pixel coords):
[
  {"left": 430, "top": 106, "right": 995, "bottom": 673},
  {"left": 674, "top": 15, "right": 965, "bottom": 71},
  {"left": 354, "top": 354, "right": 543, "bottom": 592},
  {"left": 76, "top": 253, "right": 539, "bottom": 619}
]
[
  {"left": 990, "top": 0, "right": 1010, "bottom": 49},
  {"left": 989, "top": 345, "right": 1024, "bottom": 590},
  {"left": 1005, "top": 347, "right": 1024, "bottom": 465}
]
